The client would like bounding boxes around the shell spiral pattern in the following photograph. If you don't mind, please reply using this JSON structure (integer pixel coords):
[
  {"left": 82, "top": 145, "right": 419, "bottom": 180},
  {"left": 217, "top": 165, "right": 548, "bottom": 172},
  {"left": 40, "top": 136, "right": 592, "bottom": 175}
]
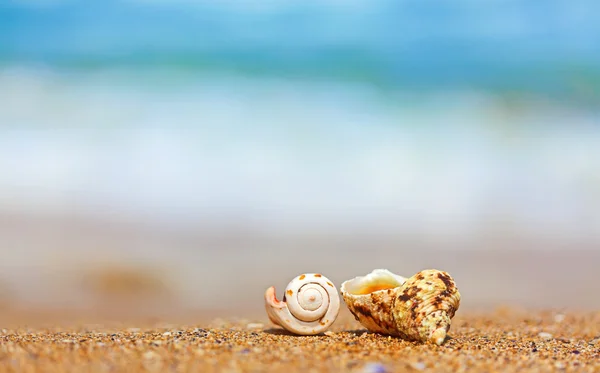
[{"left": 264, "top": 273, "right": 340, "bottom": 335}]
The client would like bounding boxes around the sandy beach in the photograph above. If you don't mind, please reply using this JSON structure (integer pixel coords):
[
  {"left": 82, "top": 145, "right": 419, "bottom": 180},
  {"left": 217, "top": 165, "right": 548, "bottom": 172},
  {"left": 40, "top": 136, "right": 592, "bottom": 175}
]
[
  {"left": 0, "top": 212, "right": 599, "bottom": 371},
  {"left": 3, "top": 1, "right": 600, "bottom": 371},
  {"left": 1, "top": 214, "right": 599, "bottom": 372},
  {"left": 0, "top": 308, "right": 598, "bottom": 373}
]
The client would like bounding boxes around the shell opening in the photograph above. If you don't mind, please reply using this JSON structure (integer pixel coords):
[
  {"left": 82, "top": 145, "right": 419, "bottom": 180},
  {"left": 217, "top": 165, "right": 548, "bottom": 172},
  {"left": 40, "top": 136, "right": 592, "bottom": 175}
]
[{"left": 342, "top": 269, "right": 406, "bottom": 295}]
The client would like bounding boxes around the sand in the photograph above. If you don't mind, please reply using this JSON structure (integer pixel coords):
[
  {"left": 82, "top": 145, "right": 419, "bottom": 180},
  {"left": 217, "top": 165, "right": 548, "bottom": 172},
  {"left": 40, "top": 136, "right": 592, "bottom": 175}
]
[
  {"left": 1, "top": 212, "right": 599, "bottom": 371},
  {"left": 0, "top": 309, "right": 598, "bottom": 373},
  {"left": 3, "top": 210, "right": 600, "bottom": 312}
]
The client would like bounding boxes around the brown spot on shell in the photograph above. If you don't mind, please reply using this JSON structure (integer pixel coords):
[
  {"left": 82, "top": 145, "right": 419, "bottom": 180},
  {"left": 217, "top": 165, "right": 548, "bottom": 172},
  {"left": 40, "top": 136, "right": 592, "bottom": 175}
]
[
  {"left": 327, "top": 282, "right": 334, "bottom": 287},
  {"left": 437, "top": 272, "right": 454, "bottom": 289},
  {"left": 299, "top": 274, "right": 306, "bottom": 280},
  {"left": 404, "top": 285, "right": 420, "bottom": 298},
  {"left": 398, "top": 293, "right": 411, "bottom": 302},
  {"left": 351, "top": 303, "right": 374, "bottom": 320},
  {"left": 286, "top": 289, "right": 293, "bottom": 296},
  {"left": 314, "top": 274, "right": 322, "bottom": 278},
  {"left": 363, "top": 292, "right": 395, "bottom": 331}
]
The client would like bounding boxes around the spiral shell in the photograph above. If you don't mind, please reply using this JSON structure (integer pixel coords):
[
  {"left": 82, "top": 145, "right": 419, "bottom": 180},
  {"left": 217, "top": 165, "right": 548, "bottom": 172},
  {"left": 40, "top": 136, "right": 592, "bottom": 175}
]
[
  {"left": 264, "top": 273, "right": 340, "bottom": 335},
  {"left": 341, "top": 269, "right": 460, "bottom": 345}
]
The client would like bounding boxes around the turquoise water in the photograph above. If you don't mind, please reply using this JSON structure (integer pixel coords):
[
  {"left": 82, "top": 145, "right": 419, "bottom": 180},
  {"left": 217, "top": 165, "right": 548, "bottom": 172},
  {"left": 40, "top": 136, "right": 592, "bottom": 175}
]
[
  {"left": 1, "top": 0, "right": 599, "bottom": 239},
  {"left": 1, "top": 0, "right": 599, "bottom": 102}
]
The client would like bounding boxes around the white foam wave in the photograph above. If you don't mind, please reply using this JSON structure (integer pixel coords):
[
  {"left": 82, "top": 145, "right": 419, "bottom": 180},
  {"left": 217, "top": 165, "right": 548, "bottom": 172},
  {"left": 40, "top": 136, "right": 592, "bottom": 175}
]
[{"left": 1, "top": 67, "right": 600, "bottom": 240}]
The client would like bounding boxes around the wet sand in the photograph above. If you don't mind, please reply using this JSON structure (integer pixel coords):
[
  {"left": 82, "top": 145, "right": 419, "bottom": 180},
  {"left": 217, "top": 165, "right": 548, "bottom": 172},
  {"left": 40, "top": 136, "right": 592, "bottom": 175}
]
[
  {"left": 0, "top": 308, "right": 598, "bottom": 373},
  {"left": 2, "top": 211, "right": 600, "bottom": 313}
]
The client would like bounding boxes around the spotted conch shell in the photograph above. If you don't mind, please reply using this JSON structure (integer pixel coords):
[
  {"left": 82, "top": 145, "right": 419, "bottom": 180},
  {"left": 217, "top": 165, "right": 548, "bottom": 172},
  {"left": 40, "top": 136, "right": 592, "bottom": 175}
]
[
  {"left": 340, "top": 269, "right": 460, "bottom": 345},
  {"left": 265, "top": 273, "right": 340, "bottom": 335}
]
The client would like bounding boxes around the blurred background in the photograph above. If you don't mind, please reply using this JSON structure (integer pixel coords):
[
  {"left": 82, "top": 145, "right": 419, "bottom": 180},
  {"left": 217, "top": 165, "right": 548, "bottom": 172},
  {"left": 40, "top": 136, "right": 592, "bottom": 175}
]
[{"left": 0, "top": 0, "right": 599, "bottom": 321}]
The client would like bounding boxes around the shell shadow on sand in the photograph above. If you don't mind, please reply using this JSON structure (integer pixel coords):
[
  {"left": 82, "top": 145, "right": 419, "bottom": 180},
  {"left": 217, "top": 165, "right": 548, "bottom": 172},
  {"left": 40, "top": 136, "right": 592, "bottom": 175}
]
[{"left": 262, "top": 328, "right": 329, "bottom": 337}]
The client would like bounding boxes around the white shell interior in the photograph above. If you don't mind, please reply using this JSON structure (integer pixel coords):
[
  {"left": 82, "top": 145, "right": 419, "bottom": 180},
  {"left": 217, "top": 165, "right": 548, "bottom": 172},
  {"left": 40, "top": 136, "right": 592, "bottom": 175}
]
[{"left": 342, "top": 269, "right": 406, "bottom": 295}]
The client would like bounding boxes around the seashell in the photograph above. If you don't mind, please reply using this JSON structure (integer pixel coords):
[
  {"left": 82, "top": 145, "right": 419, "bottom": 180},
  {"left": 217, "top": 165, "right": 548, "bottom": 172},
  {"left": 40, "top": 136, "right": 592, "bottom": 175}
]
[
  {"left": 264, "top": 273, "right": 340, "bottom": 335},
  {"left": 341, "top": 269, "right": 460, "bottom": 345}
]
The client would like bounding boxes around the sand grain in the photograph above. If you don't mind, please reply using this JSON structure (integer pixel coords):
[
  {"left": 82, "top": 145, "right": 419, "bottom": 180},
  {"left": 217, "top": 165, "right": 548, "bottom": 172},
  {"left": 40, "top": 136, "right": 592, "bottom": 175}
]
[{"left": 0, "top": 310, "right": 598, "bottom": 372}]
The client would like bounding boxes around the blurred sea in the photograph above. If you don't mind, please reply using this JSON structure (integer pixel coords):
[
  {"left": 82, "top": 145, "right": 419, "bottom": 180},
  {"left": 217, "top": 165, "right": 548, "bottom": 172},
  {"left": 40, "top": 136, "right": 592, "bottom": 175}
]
[{"left": 1, "top": 0, "right": 600, "bottom": 315}]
